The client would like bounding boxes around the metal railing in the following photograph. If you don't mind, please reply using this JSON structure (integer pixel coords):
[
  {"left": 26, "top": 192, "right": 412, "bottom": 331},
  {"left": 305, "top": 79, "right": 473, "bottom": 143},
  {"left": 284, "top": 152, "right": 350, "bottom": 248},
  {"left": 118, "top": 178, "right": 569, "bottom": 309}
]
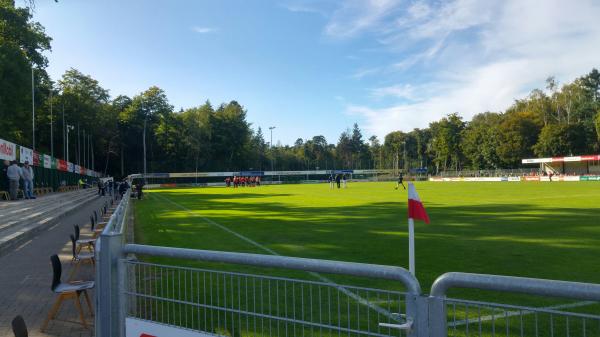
[
  {"left": 95, "top": 188, "right": 132, "bottom": 337},
  {"left": 95, "top": 192, "right": 600, "bottom": 337},
  {"left": 429, "top": 272, "right": 600, "bottom": 337},
  {"left": 124, "top": 260, "right": 410, "bottom": 337},
  {"left": 122, "top": 245, "right": 422, "bottom": 337}
]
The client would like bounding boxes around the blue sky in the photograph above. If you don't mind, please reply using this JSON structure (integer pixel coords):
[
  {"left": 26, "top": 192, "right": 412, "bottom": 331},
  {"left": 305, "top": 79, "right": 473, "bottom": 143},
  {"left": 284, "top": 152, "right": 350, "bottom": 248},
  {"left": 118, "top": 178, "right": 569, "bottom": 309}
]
[{"left": 31, "top": 0, "right": 600, "bottom": 145}]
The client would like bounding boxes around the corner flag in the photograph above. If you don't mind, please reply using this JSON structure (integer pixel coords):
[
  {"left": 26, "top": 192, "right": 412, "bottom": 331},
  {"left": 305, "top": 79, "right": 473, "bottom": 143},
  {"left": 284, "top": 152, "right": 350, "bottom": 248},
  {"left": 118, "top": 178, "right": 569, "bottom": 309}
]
[
  {"left": 407, "top": 182, "right": 429, "bottom": 275},
  {"left": 408, "top": 183, "right": 430, "bottom": 224}
]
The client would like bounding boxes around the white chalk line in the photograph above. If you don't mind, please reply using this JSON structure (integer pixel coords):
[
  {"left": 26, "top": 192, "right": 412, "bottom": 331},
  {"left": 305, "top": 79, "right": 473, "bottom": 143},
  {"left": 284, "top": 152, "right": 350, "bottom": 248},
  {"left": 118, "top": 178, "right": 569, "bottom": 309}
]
[
  {"left": 151, "top": 192, "right": 401, "bottom": 322},
  {"left": 448, "top": 300, "right": 596, "bottom": 327}
]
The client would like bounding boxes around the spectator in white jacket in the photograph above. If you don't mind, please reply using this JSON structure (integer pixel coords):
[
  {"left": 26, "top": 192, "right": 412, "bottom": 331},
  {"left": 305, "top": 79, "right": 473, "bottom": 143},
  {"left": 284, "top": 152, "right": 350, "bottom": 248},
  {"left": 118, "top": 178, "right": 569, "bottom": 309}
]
[{"left": 6, "top": 161, "right": 22, "bottom": 200}]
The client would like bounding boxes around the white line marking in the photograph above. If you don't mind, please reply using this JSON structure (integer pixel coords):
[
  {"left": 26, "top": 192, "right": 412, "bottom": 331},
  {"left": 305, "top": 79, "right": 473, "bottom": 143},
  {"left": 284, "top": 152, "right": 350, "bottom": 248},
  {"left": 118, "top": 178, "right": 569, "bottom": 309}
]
[
  {"left": 151, "top": 192, "right": 400, "bottom": 321},
  {"left": 449, "top": 300, "right": 596, "bottom": 327}
]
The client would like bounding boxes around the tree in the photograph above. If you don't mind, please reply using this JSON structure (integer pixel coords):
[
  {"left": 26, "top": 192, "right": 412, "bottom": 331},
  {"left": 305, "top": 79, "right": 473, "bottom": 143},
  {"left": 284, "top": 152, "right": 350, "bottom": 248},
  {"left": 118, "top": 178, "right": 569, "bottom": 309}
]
[
  {"left": 461, "top": 112, "right": 503, "bottom": 169},
  {"left": 429, "top": 113, "right": 465, "bottom": 172},
  {"left": 533, "top": 123, "right": 588, "bottom": 157},
  {"left": 496, "top": 111, "right": 541, "bottom": 167},
  {"left": 0, "top": 0, "right": 52, "bottom": 145}
]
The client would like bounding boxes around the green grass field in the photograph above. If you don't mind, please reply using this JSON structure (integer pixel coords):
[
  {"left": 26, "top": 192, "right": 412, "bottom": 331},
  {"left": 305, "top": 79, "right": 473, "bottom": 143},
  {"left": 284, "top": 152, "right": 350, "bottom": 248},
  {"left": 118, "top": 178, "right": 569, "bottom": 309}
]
[
  {"left": 131, "top": 181, "right": 600, "bottom": 336},
  {"left": 134, "top": 181, "right": 600, "bottom": 293}
]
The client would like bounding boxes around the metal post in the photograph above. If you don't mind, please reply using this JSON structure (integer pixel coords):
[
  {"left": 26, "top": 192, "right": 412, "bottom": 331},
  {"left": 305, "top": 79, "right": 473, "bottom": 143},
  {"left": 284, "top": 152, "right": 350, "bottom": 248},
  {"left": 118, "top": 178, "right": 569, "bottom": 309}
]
[
  {"left": 66, "top": 124, "right": 71, "bottom": 163},
  {"left": 78, "top": 124, "right": 80, "bottom": 165},
  {"left": 62, "top": 103, "right": 65, "bottom": 158},
  {"left": 97, "top": 233, "right": 124, "bottom": 337},
  {"left": 143, "top": 117, "right": 147, "bottom": 182},
  {"left": 408, "top": 218, "right": 415, "bottom": 275},
  {"left": 83, "top": 130, "right": 86, "bottom": 168},
  {"left": 269, "top": 126, "right": 276, "bottom": 173},
  {"left": 32, "top": 67, "right": 35, "bottom": 151},
  {"left": 50, "top": 89, "right": 53, "bottom": 157}
]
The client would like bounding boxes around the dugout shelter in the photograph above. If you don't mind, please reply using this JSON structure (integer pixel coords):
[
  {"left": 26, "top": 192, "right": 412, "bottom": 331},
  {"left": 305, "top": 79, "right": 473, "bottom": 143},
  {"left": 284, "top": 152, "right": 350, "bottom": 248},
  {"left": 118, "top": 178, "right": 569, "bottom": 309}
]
[{"left": 521, "top": 154, "right": 600, "bottom": 175}]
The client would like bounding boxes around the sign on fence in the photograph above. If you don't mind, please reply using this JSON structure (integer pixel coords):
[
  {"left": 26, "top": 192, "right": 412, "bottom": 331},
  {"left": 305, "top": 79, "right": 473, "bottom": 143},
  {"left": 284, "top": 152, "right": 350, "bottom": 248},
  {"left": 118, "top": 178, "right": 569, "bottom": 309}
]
[
  {"left": 126, "top": 318, "right": 217, "bottom": 337},
  {"left": 43, "top": 154, "right": 51, "bottom": 168},
  {"left": 19, "top": 146, "right": 33, "bottom": 163},
  {"left": 0, "top": 138, "right": 16, "bottom": 161},
  {"left": 33, "top": 151, "right": 40, "bottom": 166}
]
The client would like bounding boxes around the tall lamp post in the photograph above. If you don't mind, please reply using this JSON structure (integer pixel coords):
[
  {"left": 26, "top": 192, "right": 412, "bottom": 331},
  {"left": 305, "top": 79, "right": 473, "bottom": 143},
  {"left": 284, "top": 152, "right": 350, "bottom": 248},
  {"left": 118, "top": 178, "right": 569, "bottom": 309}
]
[
  {"left": 66, "top": 124, "right": 74, "bottom": 163},
  {"left": 142, "top": 99, "right": 147, "bottom": 183},
  {"left": 50, "top": 88, "right": 53, "bottom": 157},
  {"left": 403, "top": 141, "right": 407, "bottom": 173},
  {"left": 32, "top": 67, "right": 35, "bottom": 151},
  {"left": 269, "top": 126, "right": 276, "bottom": 173}
]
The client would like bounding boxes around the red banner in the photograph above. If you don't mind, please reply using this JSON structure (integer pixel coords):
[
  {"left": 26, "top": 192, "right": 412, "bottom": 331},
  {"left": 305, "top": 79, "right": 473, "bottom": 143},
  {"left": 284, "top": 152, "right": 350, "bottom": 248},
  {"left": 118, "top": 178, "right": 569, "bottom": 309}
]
[
  {"left": 32, "top": 151, "right": 41, "bottom": 166},
  {"left": 57, "top": 159, "right": 68, "bottom": 171}
]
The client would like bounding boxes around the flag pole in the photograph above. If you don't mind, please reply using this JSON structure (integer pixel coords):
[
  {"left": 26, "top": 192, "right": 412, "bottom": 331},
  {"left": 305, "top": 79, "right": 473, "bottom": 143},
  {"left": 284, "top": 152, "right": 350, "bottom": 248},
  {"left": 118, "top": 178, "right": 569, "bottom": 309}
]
[{"left": 408, "top": 217, "right": 415, "bottom": 275}]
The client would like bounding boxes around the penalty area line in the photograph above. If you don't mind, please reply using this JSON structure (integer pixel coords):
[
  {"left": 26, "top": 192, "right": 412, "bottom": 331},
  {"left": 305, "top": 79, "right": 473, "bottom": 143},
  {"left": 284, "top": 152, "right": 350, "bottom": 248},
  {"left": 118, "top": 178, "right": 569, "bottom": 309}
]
[{"left": 151, "top": 192, "right": 400, "bottom": 322}]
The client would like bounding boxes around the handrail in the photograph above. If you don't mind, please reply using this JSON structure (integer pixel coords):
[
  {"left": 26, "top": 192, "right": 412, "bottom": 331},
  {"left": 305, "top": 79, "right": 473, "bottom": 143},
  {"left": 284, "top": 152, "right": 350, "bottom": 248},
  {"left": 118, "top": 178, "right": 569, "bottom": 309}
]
[
  {"left": 431, "top": 272, "right": 600, "bottom": 300},
  {"left": 123, "top": 243, "right": 422, "bottom": 294},
  {"left": 101, "top": 189, "right": 131, "bottom": 236}
]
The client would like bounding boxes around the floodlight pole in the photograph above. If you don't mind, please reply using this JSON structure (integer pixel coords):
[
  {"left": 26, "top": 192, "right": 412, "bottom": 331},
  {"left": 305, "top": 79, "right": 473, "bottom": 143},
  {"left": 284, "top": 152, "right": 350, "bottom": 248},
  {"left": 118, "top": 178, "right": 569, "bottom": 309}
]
[
  {"left": 142, "top": 99, "right": 147, "bottom": 183},
  {"left": 62, "top": 103, "right": 65, "bottom": 158},
  {"left": 403, "top": 141, "right": 407, "bottom": 173},
  {"left": 50, "top": 89, "right": 53, "bottom": 157},
  {"left": 32, "top": 67, "right": 35, "bottom": 151},
  {"left": 269, "top": 126, "right": 276, "bottom": 173},
  {"left": 77, "top": 124, "right": 80, "bottom": 165},
  {"left": 66, "top": 124, "right": 74, "bottom": 163}
]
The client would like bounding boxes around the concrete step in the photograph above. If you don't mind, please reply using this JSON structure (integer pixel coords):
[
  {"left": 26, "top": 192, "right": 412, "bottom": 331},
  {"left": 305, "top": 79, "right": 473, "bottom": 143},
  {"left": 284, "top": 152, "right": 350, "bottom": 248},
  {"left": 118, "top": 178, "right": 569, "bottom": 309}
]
[
  {"left": 0, "top": 190, "right": 97, "bottom": 234},
  {"left": 0, "top": 192, "right": 108, "bottom": 257}
]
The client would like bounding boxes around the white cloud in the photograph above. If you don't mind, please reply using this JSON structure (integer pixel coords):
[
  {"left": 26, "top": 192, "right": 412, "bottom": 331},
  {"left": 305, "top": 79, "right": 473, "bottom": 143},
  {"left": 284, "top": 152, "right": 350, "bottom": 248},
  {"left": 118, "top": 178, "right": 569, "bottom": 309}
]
[
  {"left": 370, "top": 84, "right": 417, "bottom": 100},
  {"left": 334, "top": 0, "right": 600, "bottom": 138},
  {"left": 191, "top": 26, "right": 217, "bottom": 34},
  {"left": 324, "top": 0, "right": 402, "bottom": 38},
  {"left": 351, "top": 67, "right": 381, "bottom": 79}
]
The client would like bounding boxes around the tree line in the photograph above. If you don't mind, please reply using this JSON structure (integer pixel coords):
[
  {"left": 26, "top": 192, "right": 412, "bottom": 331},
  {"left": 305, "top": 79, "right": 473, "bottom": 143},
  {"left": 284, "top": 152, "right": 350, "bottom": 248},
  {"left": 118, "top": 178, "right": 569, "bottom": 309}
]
[{"left": 2, "top": 1, "right": 600, "bottom": 177}]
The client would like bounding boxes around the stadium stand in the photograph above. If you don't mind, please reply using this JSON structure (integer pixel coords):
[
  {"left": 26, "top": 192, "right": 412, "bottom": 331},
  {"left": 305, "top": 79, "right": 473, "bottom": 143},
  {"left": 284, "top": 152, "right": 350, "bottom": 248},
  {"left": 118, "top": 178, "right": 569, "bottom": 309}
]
[{"left": 0, "top": 189, "right": 98, "bottom": 257}]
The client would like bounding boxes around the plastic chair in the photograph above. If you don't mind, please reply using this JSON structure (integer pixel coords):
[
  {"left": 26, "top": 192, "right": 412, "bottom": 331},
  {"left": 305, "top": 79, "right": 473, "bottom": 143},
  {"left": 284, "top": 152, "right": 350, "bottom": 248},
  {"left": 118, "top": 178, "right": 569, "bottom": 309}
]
[
  {"left": 40, "top": 255, "right": 94, "bottom": 332},
  {"left": 69, "top": 235, "right": 95, "bottom": 280},
  {"left": 73, "top": 225, "right": 95, "bottom": 253}
]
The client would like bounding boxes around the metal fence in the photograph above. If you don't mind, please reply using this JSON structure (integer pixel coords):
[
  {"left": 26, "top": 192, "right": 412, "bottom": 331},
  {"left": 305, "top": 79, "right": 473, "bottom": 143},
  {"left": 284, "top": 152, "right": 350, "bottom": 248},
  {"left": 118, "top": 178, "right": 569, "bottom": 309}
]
[
  {"left": 124, "top": 260, "right": 410, "bottom": 337},
  {"left": 443, "top": 297, "right": 600, "bottom": 337},
  {"left": 95, "top": 191, "right": 600, "bottom": 337}
]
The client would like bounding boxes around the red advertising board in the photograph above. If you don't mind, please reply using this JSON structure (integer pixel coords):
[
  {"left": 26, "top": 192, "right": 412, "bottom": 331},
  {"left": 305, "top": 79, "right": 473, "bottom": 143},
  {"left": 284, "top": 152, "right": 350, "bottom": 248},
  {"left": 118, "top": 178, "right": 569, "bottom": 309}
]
[
  {"left": 57, "top": 159, "right": 68, "bottom": 171},
  {"left": 581, "top": 155, "right": 600, "bottom": 161},
  {"left": 33, "top": 151, "right": 41, "bottom": 166}
]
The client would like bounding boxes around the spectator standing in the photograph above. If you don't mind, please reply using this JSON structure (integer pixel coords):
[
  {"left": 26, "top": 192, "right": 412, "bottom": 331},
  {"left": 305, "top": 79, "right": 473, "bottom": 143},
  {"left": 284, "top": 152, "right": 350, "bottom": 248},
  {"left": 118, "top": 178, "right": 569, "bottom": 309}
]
[
  {"left": 136, "top": 181, "right": 144, "bottom": 200},
  {"left": 21, "top": 161, "right": 35, "bottom": 199},
  {"left": 6, "top": 161, "right": 22, "bottom": 200},
  {"left": 118, "top": 180, "right": 129, "bottom": 198}
]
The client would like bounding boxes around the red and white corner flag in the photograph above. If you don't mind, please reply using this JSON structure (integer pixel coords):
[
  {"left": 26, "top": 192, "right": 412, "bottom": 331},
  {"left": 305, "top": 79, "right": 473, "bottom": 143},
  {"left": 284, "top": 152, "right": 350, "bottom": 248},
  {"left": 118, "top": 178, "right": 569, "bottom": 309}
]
[
  {"left": 407, "top": 182, "right": 429, "bottom": 276},
  {"left": 408, "top": 182, "right": 430, "bottom": 224}
]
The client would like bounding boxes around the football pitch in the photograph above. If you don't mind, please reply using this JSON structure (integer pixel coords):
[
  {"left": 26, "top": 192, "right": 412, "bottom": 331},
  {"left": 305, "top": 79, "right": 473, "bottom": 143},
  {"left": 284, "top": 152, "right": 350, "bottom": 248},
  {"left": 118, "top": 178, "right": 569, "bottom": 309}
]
[{"left": 134, "top": 181, "right": 600, "bottom": 300}]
